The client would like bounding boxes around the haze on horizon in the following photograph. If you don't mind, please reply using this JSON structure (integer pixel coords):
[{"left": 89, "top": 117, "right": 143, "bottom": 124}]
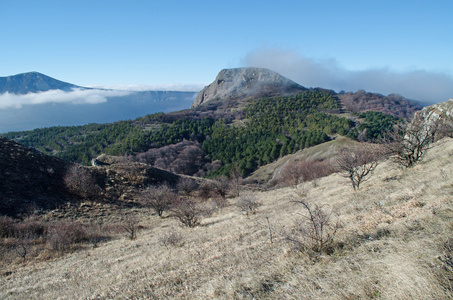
[{"left": 1, "top": 0, "right": 452, "bottom": 105}]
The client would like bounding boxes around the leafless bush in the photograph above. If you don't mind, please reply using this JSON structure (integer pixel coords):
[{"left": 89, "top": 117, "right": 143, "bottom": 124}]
[
  {"left": 0, "top": 216, "right": 15, "bottom": 238},
  {"left": 236, "top": 194, "right": 261, "bottom": 216},
  {"left": 159, "top": 229, "right": 184, "bottom": 248},
  {"left": 170, "top": 199, "right": 202, "bottom": 227},
  {"left": 335, "top": 145, "right": 382, "bottom": 190},
  {"left": 436, "top": 238, "right": 453, "bottom": 294},
  {"left": 212, "top": 176, "right": 229, "bottom": 199},
  {"left": 384, "top": 119, "right": 438, "bottom": 168},
  {"left": 280, "top": 159, "right": 335, "bottom": 188},
  {"left": 64, "top": 164, "right": 101, "bottom": 199},
  {"left": 230, "top": 166, "right": 243, "bottom": 197},
  {"left": 177, "top": 177, "right": 199, "bottom": 196},
  {"left": 121, "top": 215, "right": 139, "bottom": 240},
  {"left": 198, "top": 181, "right": 213, "bottom": 200},
  {"left": 285, "top": 199, "right": 341, "bottom": 255},
  {"left": 140, "top": 185, "right": 177, "bottom": 217},
  {"left": 46, "top": 220, "right": 90, "bottom": 252}
]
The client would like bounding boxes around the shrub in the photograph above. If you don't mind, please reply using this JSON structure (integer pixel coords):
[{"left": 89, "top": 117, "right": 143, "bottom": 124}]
[
  {"left": 141, "top": 185, "right": 177, "bottom": 217},
  {"left": 212, "top": 176, "right": 229, "bottom": 199},
  {"left": 335, "top": 145, "right": 382, "bottom": 190},
  {"left": 159, "top": 229, "right": 184, "bottom": 248},
  {"left": 285, "top": 199, "right": 341, "bottom": 255},
  {"left": 121, "top": 215, "right": 139, "bottom": 240},
  {"left": 46, "top": 221, "right": 89, "bottom": 252},
  {"left": 64, "top": 164, "right": 101, "bottom": 199},
  {"left": 384, "top": 118, "right": 438, "bottom": 168},
  {"left": 236, "top": 194, "right": 261, "bottom": 216},
  {"left": 177, "top": 177, "right": 199, "bottom": 196},
  {"left": 198, "top": 181, "right": 213, "bottom": 200},
  {"left": 280, "top": 159, "right": 335, "bottom": 188},
  {"left": 0, "top": 216, "right": 15, "bottom": 238},
  {"left": 170, "top": 199, "right": 202, "bottom": 227}
]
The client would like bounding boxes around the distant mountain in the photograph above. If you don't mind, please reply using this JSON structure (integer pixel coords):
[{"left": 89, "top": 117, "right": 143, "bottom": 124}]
[
  {"left": 0, "top": 72, "right": 83, "bottom": 94},
  {"left": 0, "top": 72, "right": 198, "bottom": 133},
  {"left": 191, "top": 68, "right": 421, "bottom": 120},
  {"left": 191, "top": 67, "right": 307, "bottom": 107}
]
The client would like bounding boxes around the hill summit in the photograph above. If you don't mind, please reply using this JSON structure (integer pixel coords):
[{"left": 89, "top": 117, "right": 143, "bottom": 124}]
[
  {"left": 0, "top": 71, "right": 83, "bottom": 94},
  {"left": 191, "top": 67, "right": 306, "bottom": 107}
]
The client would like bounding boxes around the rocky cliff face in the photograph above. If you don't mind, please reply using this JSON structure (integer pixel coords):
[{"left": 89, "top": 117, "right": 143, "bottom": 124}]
[
  {"left": 415, "top": 98, "right": 453, "bottom": 124},
  {"left": 191, "top": 68, "right": 306, "bottom": 108}
]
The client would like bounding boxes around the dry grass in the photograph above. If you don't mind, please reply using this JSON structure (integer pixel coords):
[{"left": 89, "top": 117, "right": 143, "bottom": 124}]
[{"left": 2, "top": 138, "right": 453, "bottom": 299}]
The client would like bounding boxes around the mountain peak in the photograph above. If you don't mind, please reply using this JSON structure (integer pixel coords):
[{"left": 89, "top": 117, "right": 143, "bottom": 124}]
[
  {"left": 0, "top": 72, "right": 83, "bottom": 95},
  {"left": 191, "top": 67, "right": 306, "bottom": 107}
]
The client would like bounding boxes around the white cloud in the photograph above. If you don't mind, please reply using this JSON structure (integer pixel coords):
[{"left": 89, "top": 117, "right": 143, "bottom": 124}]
[
  {"left": 0, "top": 88, "right": 132, "bottom": 109},
  {"left": 89, "top": 84, "right": 205, "bottom": 92},
  {"left": 242, "top": 48, "right": 453, "bottom": 105}
]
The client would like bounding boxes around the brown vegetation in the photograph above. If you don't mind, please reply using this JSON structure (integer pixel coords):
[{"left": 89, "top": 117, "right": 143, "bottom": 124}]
[
  {"left": 2, "top": 138, "right": 453, "bottom": 299},
  {"left": 335, "top": 145, "right": 382, "bottom": 190},
  {"left": 385, "top": 118, "right": 439, "bottom": 168}
]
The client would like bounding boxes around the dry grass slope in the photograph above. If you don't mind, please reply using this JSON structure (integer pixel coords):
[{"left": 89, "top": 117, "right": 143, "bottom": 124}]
[{"left": 2, "top": 138, "right": 453, "bottom": 299}]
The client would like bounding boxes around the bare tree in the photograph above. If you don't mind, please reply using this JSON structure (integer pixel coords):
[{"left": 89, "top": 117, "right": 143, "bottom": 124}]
[
  {"left": 140, "top": 185, "right": 176, "bottom": 217},
  {"left": 385, "top": 119, "right": 438, "bottom": 168},
  {"left": 64, "top": 165, "right": 101, "bottom": 199},
  {"left": 336, "top": 145, "right": 381, "bottom": 190}
]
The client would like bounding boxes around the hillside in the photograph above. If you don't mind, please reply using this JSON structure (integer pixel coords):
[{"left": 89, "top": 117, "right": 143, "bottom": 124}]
[
  {"left": 2, "top": 137, "right": 452, "bottom": 299},
  {"left": 0, "top": 137, "right": 73, "bottom": 216},
  {"left": 2, "top": 68, "right": 422, "bottom": 179},
  {"left": 0, "top": 136, "right": 184, "bottom": 217}
]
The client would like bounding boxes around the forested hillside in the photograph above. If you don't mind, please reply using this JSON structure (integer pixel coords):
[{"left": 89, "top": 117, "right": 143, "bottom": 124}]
[{"left": 3, "top": 90, "right": 402, "bottom": 178}]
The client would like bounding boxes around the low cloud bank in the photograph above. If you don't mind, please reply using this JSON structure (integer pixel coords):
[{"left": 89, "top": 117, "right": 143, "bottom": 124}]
[
  {"left": 91, "top": 84, "right": 205, "bottom": 92},
  {"left": 0, "top": 88, "right": 132, "bottom": 109},
  {"left": 242, "top": 48, "right": 453, "bottom": 105}
]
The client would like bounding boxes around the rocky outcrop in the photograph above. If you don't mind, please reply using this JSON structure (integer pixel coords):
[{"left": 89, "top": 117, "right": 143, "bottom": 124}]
[
  {"left": 191, "top": 68, "right": 306, "bottom": 108},
  {"left": 412, "top": 98, "right": 453, "bottom": 128}
]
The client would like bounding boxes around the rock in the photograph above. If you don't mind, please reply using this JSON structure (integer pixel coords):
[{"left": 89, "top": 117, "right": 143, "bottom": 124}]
[{"left": 191, "top": 67, "right": 306, "bottom": 108}]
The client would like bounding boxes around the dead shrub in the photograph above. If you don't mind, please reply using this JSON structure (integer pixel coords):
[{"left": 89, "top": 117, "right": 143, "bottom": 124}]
[
  {"left": 285, "top": 199, "right": 341, "bottom": 255},
  {"left": 384, "top": 119, "right": 438, "bottom": 168},
  {"left": 280, "top": 159, "right": 335, "bottom": 188},
  {"left": 159, "top": 229, "right": 184, "bottom": 248},
  {"left": 64, "top": 164, "right": 101, "bottom": 199},
  {"left": 212, "top": 176, "right": 229, "bottom": 199},
  {"left": 0, "top": 216, "right": 15, "bottom": 238},
  {"left": 170, "top": 198, "right": 202, "bottom": 227},
  {"left": 141, "top": 184, "right": 177, "bottom": 217},
  {"left": 121, "top": 215, "right": 139, "bottom": 240},
  {"left": 177, "top": 177, "right": 199, "bottom": 196},
  {"left": 198, "top": 181, "right": 214, "bottom": 200},
  {"left": 236, "top": 194, "right": 261, "bottom": 216},
  {"left": 335, "top": 145, "right": 382, "bottom": 190},
  {"left": 46, "top": 220, "right": 90, "bottom": 252}
]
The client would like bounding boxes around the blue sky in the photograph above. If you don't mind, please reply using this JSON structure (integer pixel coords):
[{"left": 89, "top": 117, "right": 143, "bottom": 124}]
[{"left": 1, "top": 0, "right": 452, "bottom": 103}]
